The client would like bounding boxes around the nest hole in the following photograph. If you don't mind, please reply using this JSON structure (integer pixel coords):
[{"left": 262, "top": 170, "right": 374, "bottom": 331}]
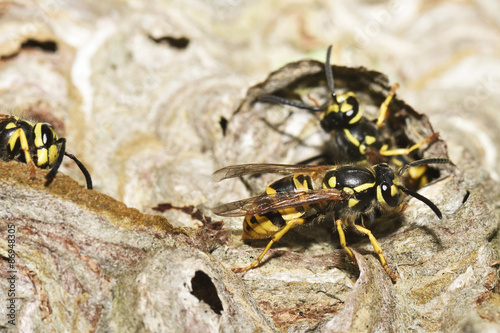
[{"left": 190, "top": 270, "right": 223, "bottom": 315}]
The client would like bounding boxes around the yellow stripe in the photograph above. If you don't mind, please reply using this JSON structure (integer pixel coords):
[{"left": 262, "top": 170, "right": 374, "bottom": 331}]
[
  {"left": 5, "top": 122, "right": 16, "bottom": 130},
  {"left": 348, "top": 198, "right": 359, "bottom": 207},
  {"left": 340, "top": 103, "right": 353, "bottom": 113},
  {"left": 33, "top": 124, "right": 50, "bottom": 166},
  {"left": 342, "top": 187, "right": 354, "bottom": 195},
  {"left": 280, "top": 210, "right": 304, "bottom": 221},
  {"left": 266, "top": 185, "right": 277, "bottom": 195},
  {"left": 391, "top": 184, "right": 397, "bottom": 197},
  {"left": 353, "top": 181, "right": 375, "bottom": 193},
  {"left": 377, "top": 186, "right": 384, "bottom": 204},
  {"left": 8, "top": 130, "right": 20, "bottom": 151},
  {"left": 326, "top": 104, "right": 340, "bottom": 115},
  {"left": 409, "top": 166, "right": 426, "bottom": 179},
  {"left": 37, "top": 149, "right": 48, "bottom": 167},
  {"left": 34, "top": 123, "right": 44, "bottom": 147},
  {"left": 293, "top": 175, "right": 309, "bottom": 190},
  {"left": 365, "top": 135, "right": 376, "bottom": 145},
  {"left": 343, "top": 129, "right": 360, "bottom": 147},
  {"left": 348, "top": 109, "right": 362, "bottom": 124},
  {"left": 47, "top": 144, "right": 58, "bottom": 167},
  {"left": 243, "top": 215, "right": 280, "bottom": 239},
  {"left": 339, "top": 92, "right": 356, "bottom": 102}
]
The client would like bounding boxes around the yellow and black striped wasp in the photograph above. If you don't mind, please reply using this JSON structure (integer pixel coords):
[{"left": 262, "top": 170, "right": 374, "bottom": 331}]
[
  {"left": 0, "top": 115, "right": 92, "bottom": 189},
  {"left": 259, "top": 45, "right": 438, "bottom": 165},
  {"left": 212, "top": 158, "right": 448, "bottom": 280}
]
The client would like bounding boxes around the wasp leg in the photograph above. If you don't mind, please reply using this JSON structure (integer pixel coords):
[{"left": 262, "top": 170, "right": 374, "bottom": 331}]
[
  {"left": 354, "top": 224, "right": 398, "bottom": 280},
  {"left": 408, "top": 165, "right": 429, "bottom": 188},
  {"left": 379, "top": 132, "right": 439, "bottom": 157},
  {"left": 335, "top": 219, "right": 355, "bottom": 260},
  {"left": 12, "top": 128, "right": 36, "bottom": 178},
  {"left": 233, "top": 218, "right": 306, "bottom": 273},
  {"left": 376, "top": 83, "right": 400, "bottom": 128}
]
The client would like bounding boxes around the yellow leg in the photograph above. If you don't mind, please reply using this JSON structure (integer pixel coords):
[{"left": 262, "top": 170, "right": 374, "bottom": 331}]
[
  {"left": 335, "top": 219, "right": 355, "bottom": 260},
  {"left": 354, "top": 225, "right": 398, "bottom": 280},
  {"left": 12, "top": 128, "right": 36, "bottom": 178},
  {"left": 233, "top": 218, "right": 305, "bottom": 273},
  {"left": 380, "top": 132, "right": 439, "bottom": 157},
  {"left": 376, "top": 83, "right": 400, "bottom": 128}
]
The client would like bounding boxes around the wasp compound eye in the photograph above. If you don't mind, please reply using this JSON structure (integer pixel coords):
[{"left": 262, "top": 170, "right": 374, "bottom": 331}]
[
  {"left": 380, "top": 181, "right": 399, "bottom": 207},
  {"left": 343, "top": 96, "right": 359, "bottom": 123},
  {"left": 41, "top": 124, "right": 55, "bottom": 147}
]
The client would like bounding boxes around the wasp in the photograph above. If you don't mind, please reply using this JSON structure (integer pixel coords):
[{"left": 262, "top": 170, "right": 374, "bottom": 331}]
[
  {"left": 259, "top": 45, "right": 438, "bottom": 165},
  {"left": 212, "top": 158, "right": 448, "bottom": 280},
  {"left": 0, "top": 115, "right": 92, "bottom": 189}
]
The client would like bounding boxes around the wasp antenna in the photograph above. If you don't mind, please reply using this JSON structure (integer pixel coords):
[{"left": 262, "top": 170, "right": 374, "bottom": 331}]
[
  {"left": 258, "top": 95, "right": 324, "bottom": 112},
  {"left": 398, "top": 158, "right": 450, "bottom": 177},
  {"left": 45, "top": 138, "right": 66, "bottom": 182},
  {"left": 65, "top": 152, "right": 93, "bottom": 190},
  {"left": 45, "top": 137, "right": 93, "bottom": 189},
  {"left": 325, "top": 45, "right": 337, "bottom": 104},
  {"left": 399, "top": 186, "right": 442, "bottom": 219}
]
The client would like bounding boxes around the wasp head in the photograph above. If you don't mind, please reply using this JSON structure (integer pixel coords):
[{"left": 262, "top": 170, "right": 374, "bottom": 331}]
[
  {"left": 320, "top": 92, "right": 361, "bottom": 131},
  {"left": 373, "top": 163, "right": 402, "bottom": 209},
  {"left": 33, "top": 123, "right": 62, "bottom": 168}
]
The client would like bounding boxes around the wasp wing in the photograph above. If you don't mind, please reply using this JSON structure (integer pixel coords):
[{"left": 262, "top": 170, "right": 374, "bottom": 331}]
[
  {"left": 213, "top": 163, "right": 336, "bottom": 182},
  {"left": 212, "top": 188, "right": 347, "bottom": 217}
]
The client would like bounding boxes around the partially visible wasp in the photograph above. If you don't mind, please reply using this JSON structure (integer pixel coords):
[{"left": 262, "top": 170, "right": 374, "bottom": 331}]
[
  {"left": 259, "top": 45, "right": 438, "bottom": 165},
  {"left": 212, "top": 158, "right": 448, "bottom": 280},
  {"left": 0, "top": 115, "right": 93, "bottom": 189}
]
